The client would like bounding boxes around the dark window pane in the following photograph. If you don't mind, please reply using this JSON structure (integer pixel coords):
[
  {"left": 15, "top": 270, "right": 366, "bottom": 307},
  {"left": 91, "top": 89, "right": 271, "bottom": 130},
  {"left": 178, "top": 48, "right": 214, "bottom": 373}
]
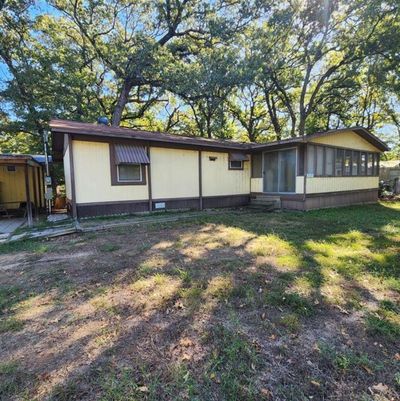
[
  {"left": 230, "top": 160, "right": 243, "bottom": 169},
  {"left": 360, "top": 153, "right": 367, "bottom": 175},
  {"left": 367, "top": 153, "right": 373, "bottom": 176},
  {"left": 118, "top": 164, "right": 141, "bottom": 181},
  {"left": 352, "top": 151, "right": 359, "bottom": 176},
  {"left": 335, "top": 149, "right": 344, "bottom": 176},
  {"left": 316, "top": 146, "right": 324, "bottom": 176},
  {"left": 325, "top": 147, "right": 334, "bottom": 176},
  {"left": 307, "top": 145, "right": 315, "bottom": 175},
  {"left": 344, "top": 150, "right": 352, "bottom": 176}
]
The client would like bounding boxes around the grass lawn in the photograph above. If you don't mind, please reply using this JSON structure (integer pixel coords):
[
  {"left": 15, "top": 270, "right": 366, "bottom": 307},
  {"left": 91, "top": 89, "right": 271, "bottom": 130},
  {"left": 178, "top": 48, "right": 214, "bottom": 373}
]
[{"left": 0, "top": 202, "right": 399, "bottom": 401}]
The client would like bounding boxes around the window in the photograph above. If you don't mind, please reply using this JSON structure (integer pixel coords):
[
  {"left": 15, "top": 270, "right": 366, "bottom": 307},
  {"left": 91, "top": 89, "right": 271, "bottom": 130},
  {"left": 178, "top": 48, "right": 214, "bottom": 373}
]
[
  {"left": 307, "top": 145, "right": 315, "bottom": 176},
  {"left": 117, "top": 163, "right": 141, "bottom": 182},
  {"left": 325, "top": 147, "right": 335, "bottom": 176},
  {"left": 360, "top": 152, "right": 367, "bottom": 175},
  {"left": 374, "top": 154, "right": 380, "bottom": 176},
  {"left": 367, "top": 153, "right": 373, "bottom": 176},
  {"left": 352, "top": 151, "right": 359, "bottom": 176},
  {"left": 316, "top": 146, "right": 324, "bottom": 176},
  {"left": 344, "top": 150, "right": 352, "bottom": 176},
  {"left": 229, "top": 160, "right": 243, "bottom": 170},
  {"left": 7, "top": 166, "right": 16, "bottom": 172},
  {"left": 335, "top": 149, "right": 344, "bottom": 176}
]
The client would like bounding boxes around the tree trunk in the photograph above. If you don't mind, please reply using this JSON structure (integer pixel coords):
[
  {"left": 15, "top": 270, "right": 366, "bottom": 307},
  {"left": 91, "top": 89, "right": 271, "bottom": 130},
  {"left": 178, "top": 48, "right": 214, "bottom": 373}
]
[{"left": 111, "top": 79, "right": 132, "bottom": 126}]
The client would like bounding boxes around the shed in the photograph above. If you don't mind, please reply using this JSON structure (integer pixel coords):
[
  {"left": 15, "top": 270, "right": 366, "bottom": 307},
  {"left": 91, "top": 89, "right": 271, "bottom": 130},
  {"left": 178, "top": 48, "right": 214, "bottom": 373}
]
[{"left": 0, "top": 154, "right": 47, "bottom": 226}]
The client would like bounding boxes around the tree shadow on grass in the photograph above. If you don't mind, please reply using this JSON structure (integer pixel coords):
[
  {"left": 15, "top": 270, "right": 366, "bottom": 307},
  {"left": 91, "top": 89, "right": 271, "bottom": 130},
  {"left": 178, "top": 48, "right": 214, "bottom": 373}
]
[{"left": 0, "top": 203, "right": 399, "bottom": 401}]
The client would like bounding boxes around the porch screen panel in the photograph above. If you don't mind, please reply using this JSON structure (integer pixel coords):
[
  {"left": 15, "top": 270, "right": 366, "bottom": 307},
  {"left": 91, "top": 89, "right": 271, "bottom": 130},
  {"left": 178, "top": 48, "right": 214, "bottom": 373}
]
[
  {"left": 279, "top": 149, "right": 296, "bottom": 193},
  {"left": 325, "top": 147, "right": 334, "bottom": 176},
  {"left": 264, "top": 151, "right": 279, "bottom": 192}
]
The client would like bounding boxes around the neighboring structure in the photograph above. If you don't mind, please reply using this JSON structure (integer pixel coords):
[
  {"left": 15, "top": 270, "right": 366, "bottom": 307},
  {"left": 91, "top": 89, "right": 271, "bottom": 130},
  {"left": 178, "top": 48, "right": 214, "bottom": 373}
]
[
  {"left": 380, "top": 159, "right": 400, "bottom": 182},
  {"left": 0, "top": 154, "right": 47, "bottom": 226},
  {"left": 50, "top": 120, "right": 389, "bottom": 218}
]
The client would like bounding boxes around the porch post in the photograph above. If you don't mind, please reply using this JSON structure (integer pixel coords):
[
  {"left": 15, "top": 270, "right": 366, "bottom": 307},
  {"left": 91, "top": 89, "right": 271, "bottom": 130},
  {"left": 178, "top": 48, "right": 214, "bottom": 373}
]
[
  {"left": 198, "top": 150, "right": 203, "bottom": 210},
  {"left": 32, "top": 166, "right": 39, "bottom": 220},
  {"left": 24, "top": 164, "right": 33, "bottom": 227}
]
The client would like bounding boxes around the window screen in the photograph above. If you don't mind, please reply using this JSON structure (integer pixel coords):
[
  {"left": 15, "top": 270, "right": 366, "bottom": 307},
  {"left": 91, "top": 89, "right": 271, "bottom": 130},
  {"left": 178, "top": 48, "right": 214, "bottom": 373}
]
[
  {"left": 352, "top": 151, "right": 359, "bottom": 176},
  {"left": 367, "top": 153, "right": 373, "bottom": 176},
  {"left": 344, "top": 150, "right": 352, "bottom": 176},
  {"left": 360, "top": 152, "right": 367, "bottom": 175},
  {"left": 316, "top": 146, "right": 324, "bottom": 176},
  {"left": 307, "top": 145, "right": 315, "bottom": 175},
  {"left": 335, "top": 149, "right": 344, "bottom": 176},
  {"left": 117, "top": 164, "right": 141, "bottom": 181},
  {"left": 325, "top": 147, "right": 334, "bottom": 176}
]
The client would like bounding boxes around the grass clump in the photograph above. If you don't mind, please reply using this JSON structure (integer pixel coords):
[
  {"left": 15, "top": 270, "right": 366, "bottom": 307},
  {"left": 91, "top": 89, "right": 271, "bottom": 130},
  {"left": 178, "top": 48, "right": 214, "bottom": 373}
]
[
  {"left": 99, "top": 243, "right": 121, "bottom": 252},
  {"left": 0, "top": 317, "right": 24, "bottom": 333},
  {"left": 266, "top": 290, "right": 314, "bottom": 317},
  {"left": 205, "top": 325, "right": 260, "bottom": 401}
]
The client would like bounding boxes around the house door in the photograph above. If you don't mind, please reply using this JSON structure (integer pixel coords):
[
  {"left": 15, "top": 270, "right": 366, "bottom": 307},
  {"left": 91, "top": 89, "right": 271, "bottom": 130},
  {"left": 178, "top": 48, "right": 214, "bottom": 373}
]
[{"left": 263, "top": 149, "right": 296, "bottom": 193}]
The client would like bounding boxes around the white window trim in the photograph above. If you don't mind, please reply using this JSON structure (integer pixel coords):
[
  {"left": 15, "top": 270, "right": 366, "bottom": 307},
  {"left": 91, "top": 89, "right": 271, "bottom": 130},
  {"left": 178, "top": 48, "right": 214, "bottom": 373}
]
[{"left": 117, "top": 163, "right": 142, "bottom": 182}]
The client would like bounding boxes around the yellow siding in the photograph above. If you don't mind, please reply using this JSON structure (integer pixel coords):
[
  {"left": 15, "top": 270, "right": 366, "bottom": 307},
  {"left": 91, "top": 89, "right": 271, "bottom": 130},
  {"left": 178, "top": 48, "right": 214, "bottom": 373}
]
[
  {"left": 202, "top": 151, "right": 250, "bottom": 196},
  {"left": 72, "top": 140, "right": 149, "bottom": 203},
  {"left": 296, "top": 176, "right": 304, "bottom": 194},
  {"left": 306, "top": 176, "right": 379, "bottom": 194},
  {"left": 0, "top": 165, "right": 26, "bottom": 208},
  {"left": 150, "top": 147, "right": 199, "bottom": 199},
  {"left": 310, "top": 130, "right": 380, "bottom": 152},
  {"left": 64, "top": 144, "right": 72, "bottom": 200},
  {"left": 250, "top": 178, "right": 263, "bottom": 193}
]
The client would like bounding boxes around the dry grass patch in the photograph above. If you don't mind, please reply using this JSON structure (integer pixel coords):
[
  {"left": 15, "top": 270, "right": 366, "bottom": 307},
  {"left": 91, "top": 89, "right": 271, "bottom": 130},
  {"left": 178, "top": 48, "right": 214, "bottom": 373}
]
[{"left": 130, "top": 274, "right": 182, "bottom": 311}]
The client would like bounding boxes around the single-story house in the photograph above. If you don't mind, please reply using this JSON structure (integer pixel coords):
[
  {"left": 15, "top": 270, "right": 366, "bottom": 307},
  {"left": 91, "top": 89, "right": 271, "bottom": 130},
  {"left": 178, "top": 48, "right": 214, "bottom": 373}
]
[
  {"left": 0, "top": 154, "right": 47, "bottom": 225},
  {"left": 50, "top": 119, "right": 389, "bottom": 218}
]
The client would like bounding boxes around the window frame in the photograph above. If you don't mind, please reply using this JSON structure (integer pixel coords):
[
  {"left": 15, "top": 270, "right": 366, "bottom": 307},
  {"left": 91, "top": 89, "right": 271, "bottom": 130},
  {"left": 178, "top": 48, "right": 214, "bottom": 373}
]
[
  {"left": 228, "top": 160, "right": 244, "bottom": 170},
  {"left": 110, "top": 143, "right": 147, "bottom": 186},
  {"left": 117, "top": 163, "right": 142, "bottom": 183},
  {"left": 306, "top": 143, "right": 380, "bottom": 178}
]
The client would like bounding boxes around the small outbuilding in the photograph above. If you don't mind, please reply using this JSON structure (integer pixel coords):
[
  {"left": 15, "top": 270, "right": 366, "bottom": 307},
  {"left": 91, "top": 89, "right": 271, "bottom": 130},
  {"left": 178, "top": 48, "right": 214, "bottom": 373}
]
[{"left": 0, "top": 154, "right": 47, "bottom": 226}]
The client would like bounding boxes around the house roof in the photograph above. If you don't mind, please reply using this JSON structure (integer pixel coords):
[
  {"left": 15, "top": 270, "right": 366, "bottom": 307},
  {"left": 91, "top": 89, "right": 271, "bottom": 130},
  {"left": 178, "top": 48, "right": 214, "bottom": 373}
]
[
  {"left": 50, "top": 119, "right": 389, "bottom": 161},
  {"left": 0, "top": 153, "right": 51, "bottom": 166}
]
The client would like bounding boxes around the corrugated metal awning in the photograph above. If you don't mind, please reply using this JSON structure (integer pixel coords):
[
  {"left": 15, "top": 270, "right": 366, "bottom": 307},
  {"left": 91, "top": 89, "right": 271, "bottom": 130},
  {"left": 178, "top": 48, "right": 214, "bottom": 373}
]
[
  {"left": 114, "top": 144, "right": 150, "bottom": 164},
  {"left": 229, "top": 152, "right": 249, "bottom": 161}
]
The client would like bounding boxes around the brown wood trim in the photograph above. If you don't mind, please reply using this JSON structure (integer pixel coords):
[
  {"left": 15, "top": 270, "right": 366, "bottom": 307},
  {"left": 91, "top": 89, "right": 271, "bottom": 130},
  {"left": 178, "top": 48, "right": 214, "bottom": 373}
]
[
  {"left": 152, "top": 196, "right": 199, "bottom": 202},
  {"left": 147, "top": 145, "right": 152, "bottom": 211},
  {"left": 70, "top": 133, "right": 243, "bottom": 154},
  {"left": 199, "top": 150, "right": 203, "bottom": 210},
  {"left": 305, "top": 188, "right": 378, "bottom": 198},
  {"left": 24, "top": 164, "right": 33, "bottom": 227},
  {"left": 32, "top": 166, "right": 38, "bottom": 218},
  {"left": 68, "top": 134, "right": 78, "bottom": 219},
  {"left": 109, "top": 143, "right": 147, "bottom": 186},
  {"left": 37, "top": 166, "right": 43, "bottom": 208},
  {"left": 77, "top": 199, "right": 149, "bottom": 206}
]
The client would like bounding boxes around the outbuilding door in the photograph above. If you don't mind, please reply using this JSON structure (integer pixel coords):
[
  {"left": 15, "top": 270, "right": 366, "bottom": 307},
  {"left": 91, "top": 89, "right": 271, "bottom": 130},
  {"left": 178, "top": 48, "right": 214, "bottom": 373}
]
[{"left": 263, "top": 148, "right": 296, "bottom": 193}]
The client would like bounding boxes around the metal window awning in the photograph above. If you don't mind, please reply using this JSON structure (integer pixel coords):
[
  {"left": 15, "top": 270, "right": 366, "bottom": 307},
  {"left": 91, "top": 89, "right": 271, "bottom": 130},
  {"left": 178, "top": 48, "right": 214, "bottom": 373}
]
[
  {"left": 114, "top": 144, "right": 150, "bottom": 164},
  {"left": 229, "top": 152, "right": 249, "bottom": 161}
]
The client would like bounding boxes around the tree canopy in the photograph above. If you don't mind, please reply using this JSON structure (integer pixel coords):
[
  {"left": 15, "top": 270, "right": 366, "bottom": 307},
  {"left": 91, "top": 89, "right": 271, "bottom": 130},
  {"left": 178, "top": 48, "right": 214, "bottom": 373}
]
[{"left": 0, "top": 0, "right": 399, "bottom": 155}]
